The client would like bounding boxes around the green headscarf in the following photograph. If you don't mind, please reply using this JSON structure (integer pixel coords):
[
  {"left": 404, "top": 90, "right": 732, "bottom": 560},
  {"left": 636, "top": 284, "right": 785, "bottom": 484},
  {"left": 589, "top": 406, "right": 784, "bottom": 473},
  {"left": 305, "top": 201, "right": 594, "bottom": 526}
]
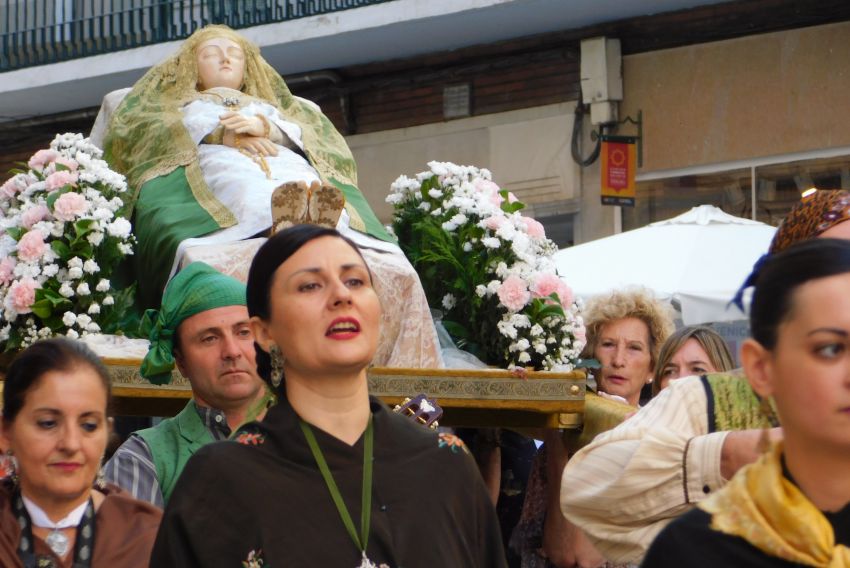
[{"left": 140, "top": 262, "right": 246, "bottom": 384}]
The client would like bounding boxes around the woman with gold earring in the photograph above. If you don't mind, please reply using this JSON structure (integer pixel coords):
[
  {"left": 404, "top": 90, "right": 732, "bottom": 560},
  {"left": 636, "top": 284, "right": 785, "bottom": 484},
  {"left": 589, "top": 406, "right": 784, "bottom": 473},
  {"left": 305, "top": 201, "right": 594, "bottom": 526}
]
[
  {"left": 0, "top": 339, "right": 161, "bottom": 567},
  {"left": 643, "top": 238, "right": 850, "bottom": 567}
]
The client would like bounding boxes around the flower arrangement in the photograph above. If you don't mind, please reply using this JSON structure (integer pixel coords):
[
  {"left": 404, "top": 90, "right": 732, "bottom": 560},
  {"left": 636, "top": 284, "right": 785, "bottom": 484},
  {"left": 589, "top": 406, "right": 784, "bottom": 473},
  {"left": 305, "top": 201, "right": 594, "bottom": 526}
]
[
  {"left": 0, "top": 133, "right": 136, "bottom": 351},
  {"left": 387, "top": 161, "right": 585, "bottom": 371}
]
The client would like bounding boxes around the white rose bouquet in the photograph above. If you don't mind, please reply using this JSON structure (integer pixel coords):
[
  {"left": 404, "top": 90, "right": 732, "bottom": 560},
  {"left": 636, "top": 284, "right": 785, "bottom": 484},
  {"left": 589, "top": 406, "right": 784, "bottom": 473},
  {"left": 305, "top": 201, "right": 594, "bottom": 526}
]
[
  {"left": 388, "top": 161, "right": 585, "bottom": 371},
  {"left": 0, "top": 133, "right": 136, "bottom": 351}
]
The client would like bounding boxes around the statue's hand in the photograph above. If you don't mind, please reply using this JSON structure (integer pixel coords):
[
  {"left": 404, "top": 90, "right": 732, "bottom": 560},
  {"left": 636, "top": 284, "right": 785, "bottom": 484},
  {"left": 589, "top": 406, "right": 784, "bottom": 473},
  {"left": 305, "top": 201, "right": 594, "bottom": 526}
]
[
  {"left": 222, "top": 129, "right": 279, "bottom": 157},
  {"left": 219, "top": 111, "right": 266, "bottom": 137}
]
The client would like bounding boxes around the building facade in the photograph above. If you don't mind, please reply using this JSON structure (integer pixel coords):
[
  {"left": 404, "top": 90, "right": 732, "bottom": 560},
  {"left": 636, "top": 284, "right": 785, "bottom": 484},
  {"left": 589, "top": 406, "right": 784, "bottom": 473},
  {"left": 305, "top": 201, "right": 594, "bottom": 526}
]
[{"left": 2, "top": 0, "right": 850, "bottom": 246}]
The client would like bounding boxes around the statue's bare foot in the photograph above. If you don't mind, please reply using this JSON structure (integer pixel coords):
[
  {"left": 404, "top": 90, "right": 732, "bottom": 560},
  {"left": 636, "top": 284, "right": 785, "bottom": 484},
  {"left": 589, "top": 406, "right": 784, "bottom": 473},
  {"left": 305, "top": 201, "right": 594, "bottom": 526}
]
[
  {"left": 308, "top": 182, "right": 345, "bottom": 229},
  {"left": 271, "top": 181, "right": 309, "bottom": 233}
]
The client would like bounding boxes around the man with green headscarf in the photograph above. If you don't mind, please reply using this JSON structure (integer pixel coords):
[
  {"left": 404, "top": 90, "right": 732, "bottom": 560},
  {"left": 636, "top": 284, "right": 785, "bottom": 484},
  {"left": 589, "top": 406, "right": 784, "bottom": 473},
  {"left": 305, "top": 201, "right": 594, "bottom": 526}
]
[{"left": 104, "top": 262, "right": 268, "bottom": 507}]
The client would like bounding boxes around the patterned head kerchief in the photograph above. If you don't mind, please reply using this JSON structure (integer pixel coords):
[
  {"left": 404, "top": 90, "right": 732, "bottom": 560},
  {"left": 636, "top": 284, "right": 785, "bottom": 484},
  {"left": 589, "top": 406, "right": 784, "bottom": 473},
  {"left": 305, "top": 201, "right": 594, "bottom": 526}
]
[
  {"left": 769, "top": 189, "right": 850, "bottom": 254},
  {"left": 732, "top": 189, "right": 850, "bottom": 311},
  {"left": 140, "top": 262, "right": 246, "bottom": 384}
]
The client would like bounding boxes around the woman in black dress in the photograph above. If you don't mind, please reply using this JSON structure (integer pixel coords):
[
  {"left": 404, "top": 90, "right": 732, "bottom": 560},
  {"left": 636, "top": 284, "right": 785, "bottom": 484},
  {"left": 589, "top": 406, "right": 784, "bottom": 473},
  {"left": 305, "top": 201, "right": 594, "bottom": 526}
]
[
  {"left": 643, "top": 238, "right": 850, "bottom": 567},
  {"left": 151, "top": 224, "right": 507, "bottom": 568}
]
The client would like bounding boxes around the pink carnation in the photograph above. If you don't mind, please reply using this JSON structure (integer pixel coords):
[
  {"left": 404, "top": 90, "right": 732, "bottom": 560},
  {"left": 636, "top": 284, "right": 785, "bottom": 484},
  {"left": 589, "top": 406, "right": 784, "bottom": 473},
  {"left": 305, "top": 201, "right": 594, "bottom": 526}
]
[
  {"left": 483, "top": 215, "right": 506, "bottom": 231},
  {"left": 7, "top": 277, "right": 38, "bottom": 314},
  {"left": 497, "top": 276, "right": 531, "bottom": 312},
  {"left": 21, "top": 205, "right": 50, "bottom": 229},
  {"left": 45, "top": 170, "right": 79, "bottom": 191},
  {"left": 0, "top": 257, "right": 16, "bottom": 285},
  {"left": 530, "top": 273, "right": 562, "bottom": 299},
  {"left": 555, "top": 281, "right": 574, "bottom": 307},
  {"left": 16, "top": 229, "right": 47, "bottom": 262},
  {"left": 27, "top": 149, "right": 58, "bottom": 171},
  {"left": 531, "top": 273, "right": 574, "bottom": 307},
  {"left": 52, "top": 191, "right": 88, "bottom": 221},
  {"left": 1, "top": 177, "right": 20, "bottom": 200},
  {"left": 53, "top": 157, "right": 79, "bottom": 171},
  {"left": 521, "top": 216, "right": 546, "bottom": 239}
]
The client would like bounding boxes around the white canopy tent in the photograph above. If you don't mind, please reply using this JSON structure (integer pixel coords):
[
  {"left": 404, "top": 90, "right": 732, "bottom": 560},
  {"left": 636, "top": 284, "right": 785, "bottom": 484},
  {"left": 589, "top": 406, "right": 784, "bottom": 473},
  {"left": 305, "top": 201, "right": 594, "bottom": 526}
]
[{"left": 553, "top": 205, "right": 777, "bottom": 324}]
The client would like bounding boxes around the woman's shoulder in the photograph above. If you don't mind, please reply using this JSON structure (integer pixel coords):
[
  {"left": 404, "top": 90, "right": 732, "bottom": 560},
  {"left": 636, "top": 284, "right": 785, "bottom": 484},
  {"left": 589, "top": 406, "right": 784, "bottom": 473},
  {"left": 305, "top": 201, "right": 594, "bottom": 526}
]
[
  {"left": 98, "top": 485, "right": 162, "bottom": 525},
  {"left": 378, "top": 405, "right": 477, "bottom": 470},
  {"left": 643, "top": 507, "right": 799, "bottom": 568}
]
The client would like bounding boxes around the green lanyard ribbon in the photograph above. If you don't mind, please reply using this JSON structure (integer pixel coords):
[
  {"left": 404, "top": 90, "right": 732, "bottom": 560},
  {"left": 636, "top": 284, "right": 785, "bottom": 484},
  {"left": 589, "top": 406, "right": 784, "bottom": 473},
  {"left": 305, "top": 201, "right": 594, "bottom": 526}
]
[{"left": 300, "top": 415, "right": 374, "bottom": 554}]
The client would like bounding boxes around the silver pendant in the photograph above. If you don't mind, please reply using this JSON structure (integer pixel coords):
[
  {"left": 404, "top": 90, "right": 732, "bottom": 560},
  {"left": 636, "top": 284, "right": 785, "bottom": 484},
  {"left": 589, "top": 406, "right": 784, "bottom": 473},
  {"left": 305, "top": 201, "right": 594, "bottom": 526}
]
[{"left": 45, "top": 528, "right": 69, "bottom": 557}]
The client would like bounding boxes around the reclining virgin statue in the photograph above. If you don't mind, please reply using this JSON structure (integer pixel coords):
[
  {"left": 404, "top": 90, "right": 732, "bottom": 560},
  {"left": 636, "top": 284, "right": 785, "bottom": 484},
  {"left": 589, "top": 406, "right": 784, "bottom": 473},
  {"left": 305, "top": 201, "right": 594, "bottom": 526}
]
[{"left": 95, "top": 24, "right": 441, "bottom": 368}]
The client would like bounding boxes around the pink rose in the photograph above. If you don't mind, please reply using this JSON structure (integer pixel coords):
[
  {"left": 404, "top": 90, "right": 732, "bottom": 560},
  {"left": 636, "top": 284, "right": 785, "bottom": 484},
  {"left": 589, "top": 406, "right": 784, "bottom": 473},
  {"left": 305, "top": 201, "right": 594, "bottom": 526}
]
[
  {"left": 521, "top": 216, "right": 546, "bottom": 239},
  {"left": 16, "top": 229, "right": 47, "bottom": 262},
  {"left": 21, "top": 205, "right": 50, "bottom": 229},
  {"left": 497, "top": 276, "right": 531, "bottom": 312},
  {"left": 483, "top": 215, "right": 505, "bottom": 231},
  {"left": 0, "top": 257, "right": 16, "bottom": 285},
  {"left": 27, "top": 149, "right": 58, "bottom": 171},
  {"left": 45, "top": 170, "right": 79, "bottom": 191},
  {"left": 7, "top": 277, "right": 38, "bottom": 314},
  {"left": 53, "top": 157, "right": 78, "bottom": 172},
  {"left": 52, "top": 191, "right": 88, "bottom": 221}
]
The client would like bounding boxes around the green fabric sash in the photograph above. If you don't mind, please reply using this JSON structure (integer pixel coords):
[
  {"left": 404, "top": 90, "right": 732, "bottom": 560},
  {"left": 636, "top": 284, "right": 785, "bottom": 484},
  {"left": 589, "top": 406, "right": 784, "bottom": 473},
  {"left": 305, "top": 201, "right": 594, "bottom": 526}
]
[{"left": 132, "top": 167, "right": 222, "bottom": 309}]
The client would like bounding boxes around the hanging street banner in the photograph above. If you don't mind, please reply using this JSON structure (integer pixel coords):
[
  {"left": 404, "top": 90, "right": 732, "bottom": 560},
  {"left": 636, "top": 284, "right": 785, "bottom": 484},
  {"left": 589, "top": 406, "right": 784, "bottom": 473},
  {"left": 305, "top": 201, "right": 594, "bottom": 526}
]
[{"left": 600, "top": 135, "right": 637, "bottom": 206}]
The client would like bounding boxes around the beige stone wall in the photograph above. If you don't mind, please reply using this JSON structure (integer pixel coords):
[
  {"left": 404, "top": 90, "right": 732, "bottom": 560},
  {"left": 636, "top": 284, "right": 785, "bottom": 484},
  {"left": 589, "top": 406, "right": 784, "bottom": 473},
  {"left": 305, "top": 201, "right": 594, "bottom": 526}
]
[
  {"left": 622, "top": 20, "right": 850, "bottom": 173},
  {"left": 346, "top": 102, "right": 581, "bottom": 224}
]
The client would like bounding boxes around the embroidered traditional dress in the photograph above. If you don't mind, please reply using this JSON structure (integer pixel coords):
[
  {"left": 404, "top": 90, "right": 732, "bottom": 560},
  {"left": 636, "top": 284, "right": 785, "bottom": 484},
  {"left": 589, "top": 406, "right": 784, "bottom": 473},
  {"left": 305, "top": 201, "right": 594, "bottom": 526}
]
[
  {"left": 150, "top": 396, "right": 508, "bottom": 567},
  {"left": 0, "top": 483, "right": 161, "bottom": 568},
  {"left": 643, "top": 444, "right": 850, "bottom": 567}
]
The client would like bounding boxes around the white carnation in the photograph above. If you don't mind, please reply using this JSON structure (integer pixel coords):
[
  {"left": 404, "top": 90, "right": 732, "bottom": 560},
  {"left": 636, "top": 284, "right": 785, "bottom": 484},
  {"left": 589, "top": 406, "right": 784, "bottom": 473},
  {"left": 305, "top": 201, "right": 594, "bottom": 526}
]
[
  {"left": 87, "top": 231, "right": 104, "bottom": 246},
  {"left": 58, "top": 282, "right": 74, "bottom": 298},
  {"left": 106, "top": 217, "right": 132, "bottom": 238},
  {"left": 41, "top": 263, "right": 59, "bottom": 278},
  {"left": 83, "top": 259, "right": 100, "bottom": 274}
]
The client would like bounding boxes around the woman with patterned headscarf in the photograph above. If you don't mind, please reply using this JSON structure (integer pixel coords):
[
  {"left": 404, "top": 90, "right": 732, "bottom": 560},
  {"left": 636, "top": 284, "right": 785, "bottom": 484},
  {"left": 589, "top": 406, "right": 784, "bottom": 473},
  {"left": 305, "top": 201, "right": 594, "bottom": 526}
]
[
  {"left": 559, "top": 189, "right": 850, "bottom": 566},
  {"left": 103, "top": 25, "right": 393, "bottom": 309}
]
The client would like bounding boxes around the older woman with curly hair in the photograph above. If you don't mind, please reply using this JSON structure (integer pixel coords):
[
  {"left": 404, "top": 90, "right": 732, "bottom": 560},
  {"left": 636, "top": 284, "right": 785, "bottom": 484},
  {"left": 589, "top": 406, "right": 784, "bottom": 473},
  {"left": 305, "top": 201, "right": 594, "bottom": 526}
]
[
  {"left": 583, "top": 288, "right": 676, "bottom": 407},
  {"left": 512, "top": 288, "right": 674, "bottom": 567}
]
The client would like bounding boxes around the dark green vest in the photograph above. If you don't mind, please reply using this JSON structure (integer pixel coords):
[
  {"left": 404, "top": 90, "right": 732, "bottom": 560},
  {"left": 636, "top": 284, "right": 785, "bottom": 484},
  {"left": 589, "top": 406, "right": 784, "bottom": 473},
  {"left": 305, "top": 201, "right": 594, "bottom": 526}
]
[
  {"left": 701, "top": 372, "right": 778, "bottom": 432},
  {"left": 136, "top": 400, "right": 216, "bottom": 505}
]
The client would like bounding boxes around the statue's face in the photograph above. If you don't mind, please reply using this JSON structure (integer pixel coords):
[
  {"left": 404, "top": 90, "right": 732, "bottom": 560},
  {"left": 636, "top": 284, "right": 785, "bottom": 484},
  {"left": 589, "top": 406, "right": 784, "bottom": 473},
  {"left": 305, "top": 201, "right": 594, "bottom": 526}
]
[{"left": 196, "top": 36, "right": 245, "bottom": 91}]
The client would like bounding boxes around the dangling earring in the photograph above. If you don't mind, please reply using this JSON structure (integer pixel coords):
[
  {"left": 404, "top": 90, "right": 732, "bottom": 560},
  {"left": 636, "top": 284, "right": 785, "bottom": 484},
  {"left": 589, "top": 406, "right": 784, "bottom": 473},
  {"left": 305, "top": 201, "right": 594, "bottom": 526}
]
[
  {"left": 756, "top": 396, "right": 777, "bottom": 453},
  {"left": 269, "top": 344, "right": 285, "bottom": 388},
  {"left": 4, "top": 451, "right": 18, "bottom": 487},
  {"left": 95, "top": 458, "right": 107, "bottom": 490}
]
